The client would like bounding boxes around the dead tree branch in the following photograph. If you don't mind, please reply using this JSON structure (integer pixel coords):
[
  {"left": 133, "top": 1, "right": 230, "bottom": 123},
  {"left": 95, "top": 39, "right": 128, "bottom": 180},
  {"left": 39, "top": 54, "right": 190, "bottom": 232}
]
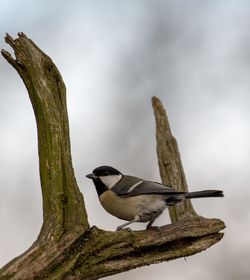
[{"left": 0, "top": 33, "right": 225, "bottom": 280}]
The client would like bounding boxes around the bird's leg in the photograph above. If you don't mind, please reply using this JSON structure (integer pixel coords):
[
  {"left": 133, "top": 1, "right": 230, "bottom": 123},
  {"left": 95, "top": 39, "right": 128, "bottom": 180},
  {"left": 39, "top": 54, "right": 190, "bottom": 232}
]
[
  {"left": 116, "top": 216, "right": 140, "bottom": 231},
  {"left": 146, "top": 218, "right": 156, "bottom": 229},
  {"left": 146, "top": 212, "right": 163, "bottom": 229}
]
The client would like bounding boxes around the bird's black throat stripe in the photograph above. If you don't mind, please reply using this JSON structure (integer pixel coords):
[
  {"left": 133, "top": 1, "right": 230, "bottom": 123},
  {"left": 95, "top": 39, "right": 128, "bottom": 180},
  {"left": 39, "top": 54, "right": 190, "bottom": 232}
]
[{"left": 93, "top": 179, "right": 109, "bottom": 196}]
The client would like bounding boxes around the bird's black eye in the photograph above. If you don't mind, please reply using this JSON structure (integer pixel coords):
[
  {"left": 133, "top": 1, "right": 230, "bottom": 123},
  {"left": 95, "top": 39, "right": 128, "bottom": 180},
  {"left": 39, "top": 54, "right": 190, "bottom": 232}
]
[{"left": 103, "top": 171, "right": 109, "bottom": 176}]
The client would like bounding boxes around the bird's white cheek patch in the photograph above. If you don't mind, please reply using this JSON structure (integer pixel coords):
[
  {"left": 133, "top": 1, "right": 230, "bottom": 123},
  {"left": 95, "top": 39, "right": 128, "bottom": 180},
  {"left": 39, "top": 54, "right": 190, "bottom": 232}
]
[{"left": 100, "top": 174, "right": 122, "bottom": 188}]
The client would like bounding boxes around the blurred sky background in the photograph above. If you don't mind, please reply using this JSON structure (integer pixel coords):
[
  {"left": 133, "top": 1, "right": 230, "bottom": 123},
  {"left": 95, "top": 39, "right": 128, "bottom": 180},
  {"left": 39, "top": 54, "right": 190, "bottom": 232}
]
[{"left": 0, "top": 1, "right": 250, "bottom": 279}]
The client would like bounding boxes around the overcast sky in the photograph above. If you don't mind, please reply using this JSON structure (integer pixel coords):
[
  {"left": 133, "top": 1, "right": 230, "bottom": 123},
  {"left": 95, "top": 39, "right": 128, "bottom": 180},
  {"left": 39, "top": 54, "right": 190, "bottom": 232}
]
[{"left": 0, "top": 1, "right": 250, "bottom": 279}]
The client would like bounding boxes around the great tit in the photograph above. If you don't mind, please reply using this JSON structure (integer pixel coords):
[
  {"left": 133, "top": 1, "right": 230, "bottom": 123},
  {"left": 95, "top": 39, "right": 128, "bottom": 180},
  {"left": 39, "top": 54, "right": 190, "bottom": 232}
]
[{"left": 86, "top": 166, "right": 224, "bottom": 231}]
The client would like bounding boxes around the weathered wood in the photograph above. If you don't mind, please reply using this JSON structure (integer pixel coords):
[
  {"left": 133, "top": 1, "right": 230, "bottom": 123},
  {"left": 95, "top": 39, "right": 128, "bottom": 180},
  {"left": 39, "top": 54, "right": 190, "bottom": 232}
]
[
  {"left": 0, "top": 219, "right": 225, "bottom": 279},
  {"left": 0, "top": 33, "right": 225, "bottom": 280},
  {"left": 2, "top": 33, "right": 89, "bottom": 242},
  {"left": 152, "top": 96, "right": 199, "bottom": 222}
]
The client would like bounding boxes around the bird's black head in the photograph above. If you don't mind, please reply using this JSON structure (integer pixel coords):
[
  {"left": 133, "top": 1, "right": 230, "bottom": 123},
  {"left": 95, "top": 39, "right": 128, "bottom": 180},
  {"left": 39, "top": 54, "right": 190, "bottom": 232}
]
[
  {"left": 86, "top": 166, "right": 122, "bottom": 196},
  {"left": 93, "top": 166, "right": 121, "bottom": 176}
]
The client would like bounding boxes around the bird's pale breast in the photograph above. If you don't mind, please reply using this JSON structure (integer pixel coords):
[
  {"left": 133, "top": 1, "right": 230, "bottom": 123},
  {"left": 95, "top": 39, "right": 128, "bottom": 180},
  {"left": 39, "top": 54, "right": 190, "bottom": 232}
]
[{"left": 99, "top": 190, "right": 166, "bottom": 221}]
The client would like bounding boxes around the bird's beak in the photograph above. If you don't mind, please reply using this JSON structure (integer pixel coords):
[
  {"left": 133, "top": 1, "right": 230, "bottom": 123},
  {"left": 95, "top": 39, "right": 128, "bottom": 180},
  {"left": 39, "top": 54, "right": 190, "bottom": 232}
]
[{"left": 86, "top": 173, "right": 98, "bottom": 180}]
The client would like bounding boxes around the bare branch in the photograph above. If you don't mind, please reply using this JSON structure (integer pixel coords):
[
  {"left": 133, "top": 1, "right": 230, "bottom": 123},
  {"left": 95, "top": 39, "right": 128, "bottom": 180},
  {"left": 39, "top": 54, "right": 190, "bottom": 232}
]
[
  {"left": 0, "top": 33, "right": 225, "bottom": 280},
  {"left": 152, "top": 96, "right": 198, "bottom": 222},
  {"left": 2, "top": 32, "right": 89, "bottom": 242},
  {"left": 0, "top": 219, "right": 225, "bottom": 279}
]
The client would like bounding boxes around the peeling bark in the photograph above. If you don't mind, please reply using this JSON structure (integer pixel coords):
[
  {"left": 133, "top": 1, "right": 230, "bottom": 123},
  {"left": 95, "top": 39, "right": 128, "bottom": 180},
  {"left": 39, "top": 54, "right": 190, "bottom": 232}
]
[{"left": 0, "top": 33, "right": 225, "bottom": 280}]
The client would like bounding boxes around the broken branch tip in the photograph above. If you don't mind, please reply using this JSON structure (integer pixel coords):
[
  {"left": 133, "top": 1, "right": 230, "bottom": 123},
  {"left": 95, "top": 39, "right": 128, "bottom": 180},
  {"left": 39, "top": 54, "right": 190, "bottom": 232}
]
[{"left": 18, "top": 32, "right": 26, "bottom": 38}]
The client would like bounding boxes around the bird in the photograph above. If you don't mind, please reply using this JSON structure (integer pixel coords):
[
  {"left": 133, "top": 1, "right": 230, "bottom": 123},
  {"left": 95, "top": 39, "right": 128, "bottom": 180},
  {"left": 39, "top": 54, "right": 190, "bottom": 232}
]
[{"left": 86, "top": 165, "right": 224, "bottom": 231}]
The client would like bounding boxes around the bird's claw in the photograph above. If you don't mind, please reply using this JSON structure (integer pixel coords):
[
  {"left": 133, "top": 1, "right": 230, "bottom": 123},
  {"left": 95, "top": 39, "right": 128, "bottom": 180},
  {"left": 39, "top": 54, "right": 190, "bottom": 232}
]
[{"left": 146, "top": 225, "right": 162, "bottom": 232}]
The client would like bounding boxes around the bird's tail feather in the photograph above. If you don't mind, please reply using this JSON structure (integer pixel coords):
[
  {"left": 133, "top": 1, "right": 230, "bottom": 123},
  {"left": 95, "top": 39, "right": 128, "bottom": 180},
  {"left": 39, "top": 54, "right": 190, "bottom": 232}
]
[{"left": 184, "top": 190, "right": 224, "bottom": 199}]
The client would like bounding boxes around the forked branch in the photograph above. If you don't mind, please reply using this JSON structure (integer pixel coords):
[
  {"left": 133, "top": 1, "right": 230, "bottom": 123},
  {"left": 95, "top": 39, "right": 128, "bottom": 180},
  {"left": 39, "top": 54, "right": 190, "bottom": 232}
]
[{"left": 0, "top": 33, "right": 225, "bottom": 280}]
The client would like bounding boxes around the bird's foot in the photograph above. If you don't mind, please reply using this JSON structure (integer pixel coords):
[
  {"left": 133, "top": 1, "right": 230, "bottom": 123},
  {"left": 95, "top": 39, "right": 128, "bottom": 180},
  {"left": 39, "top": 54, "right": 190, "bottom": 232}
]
[
  {"left": 116, "top": 226, "right": 132, "bottom": 232},
  {"left": 146, "top": 225, "right": 162, "bottom": 232}
]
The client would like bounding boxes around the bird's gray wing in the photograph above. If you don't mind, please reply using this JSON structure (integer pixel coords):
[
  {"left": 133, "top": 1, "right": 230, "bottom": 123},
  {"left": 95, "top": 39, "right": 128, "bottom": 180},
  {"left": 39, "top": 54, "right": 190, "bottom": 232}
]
[{"left": 112, "top": 175, "right": 183, "bottom": 197}]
